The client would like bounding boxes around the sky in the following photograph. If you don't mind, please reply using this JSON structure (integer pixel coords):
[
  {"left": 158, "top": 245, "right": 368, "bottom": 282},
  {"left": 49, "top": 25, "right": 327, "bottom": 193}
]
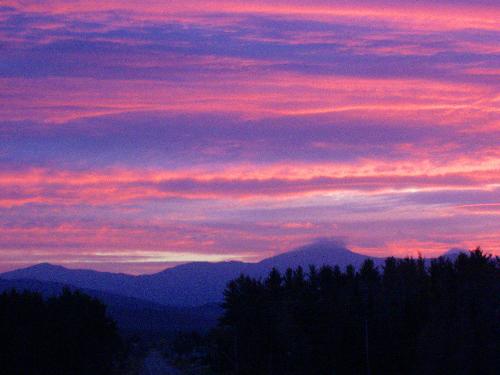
[{"left": 0, "top": 0, "right": 499, "bottom": 274}]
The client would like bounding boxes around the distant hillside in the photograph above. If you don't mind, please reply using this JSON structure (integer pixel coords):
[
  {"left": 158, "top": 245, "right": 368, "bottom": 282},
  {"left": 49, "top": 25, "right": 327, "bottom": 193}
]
[
  {"left": 1, "top": 263, "right": 137, "bottom": 295},
  {"left": 0, "top": 240, "right": 457, "bottom": 306},
  {"left": 0, "top": 278, "right": 220, "bottom": 333}
]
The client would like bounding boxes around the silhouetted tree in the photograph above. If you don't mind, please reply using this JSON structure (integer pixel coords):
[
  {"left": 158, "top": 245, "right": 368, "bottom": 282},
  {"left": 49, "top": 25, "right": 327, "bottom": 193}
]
[
  {"left": 211, "top": 249, "right": 499, "bottom": 375},
  {"left": 0, "top": 288, "right": 122, "bottom": 375}
]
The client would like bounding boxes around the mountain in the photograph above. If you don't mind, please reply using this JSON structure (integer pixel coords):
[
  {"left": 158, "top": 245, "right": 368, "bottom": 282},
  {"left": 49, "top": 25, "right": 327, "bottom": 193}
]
[
  {"left": 1, "top": 262, "right": 137, "bottom": 294},
  {"left": 135, "top": 261, "right": 253, "bottom": 306},
  {"left": 0, "top": 240, "right": 402, "bottom": 306},
  {"left": 257, "top": 239, "right": 385, "bottom": 271},
  {"left": 441, "top": 248, "right": 467, "bottom": 258}
]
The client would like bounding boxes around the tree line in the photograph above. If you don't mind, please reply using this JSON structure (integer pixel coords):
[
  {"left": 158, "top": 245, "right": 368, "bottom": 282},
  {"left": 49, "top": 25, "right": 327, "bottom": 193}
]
[
  {"left": 209, "top": 249, "right": 499, "bottom": 375},
  {"left": 0, "top": 288, "right": 123, "bottom": 375}
]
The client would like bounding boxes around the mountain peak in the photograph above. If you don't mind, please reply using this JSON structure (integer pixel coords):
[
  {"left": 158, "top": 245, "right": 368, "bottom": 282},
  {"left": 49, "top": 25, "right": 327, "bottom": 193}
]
[
  {"left": 30, "top": 262, "right": 64, "bottom": 270},
  {"left": 442, "top": 248, "right": 467, "bottom": 258},
  {"left": 1, "top": 263, "right": 68, "bottom": 279},
  {"left": 258, "top": 239, "right": 382, "bottom": 270},
  {"left": 294, "top": 239, "right": 351, "bottom": 253}
]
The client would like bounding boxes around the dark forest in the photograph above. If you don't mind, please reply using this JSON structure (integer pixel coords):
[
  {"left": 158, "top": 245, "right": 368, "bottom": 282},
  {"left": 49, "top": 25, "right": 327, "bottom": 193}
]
[
  {"left": 209, "top": 249, "right": 499, "bottom": 375},
  {"left": 0, "top": 289, "right": 123, "bottom": 375},
  {"left": 1, "top": 250, "right": 498, "bottom": 375}
]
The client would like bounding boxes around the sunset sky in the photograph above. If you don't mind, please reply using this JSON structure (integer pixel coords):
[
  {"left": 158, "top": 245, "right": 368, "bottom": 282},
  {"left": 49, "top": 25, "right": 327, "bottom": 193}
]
[{"left": 1, "top": 0, "right": 499, "bottom": 274}]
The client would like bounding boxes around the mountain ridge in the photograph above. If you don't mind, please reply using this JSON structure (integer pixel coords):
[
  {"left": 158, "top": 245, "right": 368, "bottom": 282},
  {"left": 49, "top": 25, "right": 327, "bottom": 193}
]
[{"left": 0, "top": 241, "right": 461, "bottom": 306}]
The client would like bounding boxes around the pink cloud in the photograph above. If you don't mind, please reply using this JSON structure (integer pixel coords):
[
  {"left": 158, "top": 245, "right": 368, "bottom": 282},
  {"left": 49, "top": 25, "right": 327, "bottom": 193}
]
[{"left": 0, "top": 0, "right": 498, "bottom": 272}]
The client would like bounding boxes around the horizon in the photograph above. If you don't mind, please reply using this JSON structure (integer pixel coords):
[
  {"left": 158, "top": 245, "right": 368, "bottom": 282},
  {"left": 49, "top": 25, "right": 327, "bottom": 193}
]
[
  {"left": 0, "top": 241, "right": 479, "bottom": 275},
  {"left": 1, "top": 1, "right": 499, "bottom": 274}
]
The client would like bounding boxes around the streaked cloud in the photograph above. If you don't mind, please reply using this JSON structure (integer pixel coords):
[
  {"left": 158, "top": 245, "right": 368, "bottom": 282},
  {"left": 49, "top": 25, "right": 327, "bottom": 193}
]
[{"left": 0, "top": 1, "right": 498, "bottom": 272}]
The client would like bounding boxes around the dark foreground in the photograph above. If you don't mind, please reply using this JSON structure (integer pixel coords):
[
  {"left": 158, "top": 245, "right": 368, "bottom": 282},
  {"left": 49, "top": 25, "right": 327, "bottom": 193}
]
[
  {"left": 209, "top": 249, "right": 499, "bottom": 375},
  {"left": 141, "top": 351, "right": 180, "bottom": 375},
  {"left": 0, "top": 249, "right": 497, "bottom": 375}
]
